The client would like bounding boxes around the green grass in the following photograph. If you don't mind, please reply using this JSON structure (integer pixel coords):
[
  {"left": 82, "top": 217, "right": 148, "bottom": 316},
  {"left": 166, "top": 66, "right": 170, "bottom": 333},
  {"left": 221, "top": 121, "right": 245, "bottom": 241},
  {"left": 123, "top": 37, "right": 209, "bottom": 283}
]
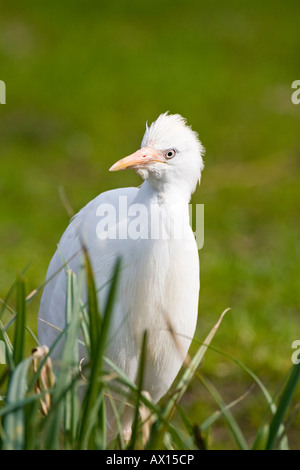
[
  {"left": 0, "top": 0, "right": 300, "bottom": 448},
  {"left": 0, "top": 264, "right": 299, "bottom": 450}
]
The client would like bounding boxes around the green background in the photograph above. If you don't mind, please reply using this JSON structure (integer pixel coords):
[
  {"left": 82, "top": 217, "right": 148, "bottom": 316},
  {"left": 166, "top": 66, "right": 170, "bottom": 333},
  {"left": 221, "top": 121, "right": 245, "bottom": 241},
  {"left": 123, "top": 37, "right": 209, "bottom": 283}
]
[{"left": 0, "top": 0, "right": 299, "bottom": 448}]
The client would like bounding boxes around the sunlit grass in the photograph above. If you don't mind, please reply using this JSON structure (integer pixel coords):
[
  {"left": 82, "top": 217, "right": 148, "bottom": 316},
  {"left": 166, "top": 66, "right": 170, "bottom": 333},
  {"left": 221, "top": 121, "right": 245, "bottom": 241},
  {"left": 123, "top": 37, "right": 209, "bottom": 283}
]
[{"left": 0, "top": 258, "right": 299, "bottom": 449}]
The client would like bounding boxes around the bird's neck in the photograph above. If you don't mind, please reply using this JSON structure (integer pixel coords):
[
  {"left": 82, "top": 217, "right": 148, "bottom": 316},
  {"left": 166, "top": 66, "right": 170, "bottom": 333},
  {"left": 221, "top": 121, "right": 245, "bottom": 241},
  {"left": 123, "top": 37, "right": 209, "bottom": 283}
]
[{"left": 138, "top": 180, "right": 191, "bottom": 207}]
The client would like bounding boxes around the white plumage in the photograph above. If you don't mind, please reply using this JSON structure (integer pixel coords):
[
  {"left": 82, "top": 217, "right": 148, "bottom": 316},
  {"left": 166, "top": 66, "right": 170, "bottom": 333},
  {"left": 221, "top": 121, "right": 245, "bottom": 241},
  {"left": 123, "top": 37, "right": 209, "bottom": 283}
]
[{"left": 38, "top": 112, "right": 205, "bottom": 439}]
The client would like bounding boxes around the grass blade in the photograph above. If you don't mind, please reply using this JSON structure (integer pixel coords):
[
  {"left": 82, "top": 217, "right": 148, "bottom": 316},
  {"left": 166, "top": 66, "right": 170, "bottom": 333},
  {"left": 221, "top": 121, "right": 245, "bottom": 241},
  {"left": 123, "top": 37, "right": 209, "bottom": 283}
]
[
  {"left": 0, "top": 319, "right": 14, "bottom": 370},
  {"left": 127, "top": 330, "right": 148, "bottom": 449},
  {"left": 76, "top": 258, "right": 120, "bottom": 449},
  {"left": 2, "top": 356, "right": 33, "bottom": 449},
  {"left": 44, "top": 269, "right": 82, "bottom": 449},
  {"left": 168, "top": 308, "right": 230, "bottom": 415},
  {"left": 266, "top": 361, "right": 300, "bottom": 450},
  {"left": 83, "top": 246, "right": 101, "bottom": 357},
  {"left": 147, "top": 308, "right": 229, "bottom": 449},
  {"left": 13, "top": 275, "right": 26, "bottom": 366},
  {"left": 199, "top": 374, "right": 249, "bottom": 450}
]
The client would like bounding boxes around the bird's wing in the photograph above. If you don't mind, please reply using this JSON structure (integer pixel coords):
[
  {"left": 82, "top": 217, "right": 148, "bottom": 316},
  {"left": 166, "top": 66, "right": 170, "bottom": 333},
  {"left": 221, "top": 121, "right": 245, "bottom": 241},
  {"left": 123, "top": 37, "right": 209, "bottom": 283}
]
[{"left": 38, "top": 186, "right": 139, "bottom": 356}]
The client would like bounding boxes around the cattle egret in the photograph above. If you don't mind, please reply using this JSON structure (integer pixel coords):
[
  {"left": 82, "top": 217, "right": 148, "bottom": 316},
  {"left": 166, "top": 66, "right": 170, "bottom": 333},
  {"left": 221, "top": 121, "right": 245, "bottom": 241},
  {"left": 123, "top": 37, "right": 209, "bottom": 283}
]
[{"left": 38, "top": 112, "right": 205, "bottom": 440}]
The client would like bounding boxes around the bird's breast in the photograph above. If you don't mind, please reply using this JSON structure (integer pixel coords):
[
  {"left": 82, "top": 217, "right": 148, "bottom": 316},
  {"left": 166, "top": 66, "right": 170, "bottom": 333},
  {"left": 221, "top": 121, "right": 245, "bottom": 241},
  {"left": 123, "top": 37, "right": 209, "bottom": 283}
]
[{"left": 121, "top": 231, "right": 199, "bottom": 353}]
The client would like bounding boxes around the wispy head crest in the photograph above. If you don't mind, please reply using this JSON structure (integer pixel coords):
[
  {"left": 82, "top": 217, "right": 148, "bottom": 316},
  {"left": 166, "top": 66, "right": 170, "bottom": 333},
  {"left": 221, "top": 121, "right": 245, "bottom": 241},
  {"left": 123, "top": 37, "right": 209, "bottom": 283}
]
[{"left": 141, "top": 112, "right": 201, "bottom": 152}]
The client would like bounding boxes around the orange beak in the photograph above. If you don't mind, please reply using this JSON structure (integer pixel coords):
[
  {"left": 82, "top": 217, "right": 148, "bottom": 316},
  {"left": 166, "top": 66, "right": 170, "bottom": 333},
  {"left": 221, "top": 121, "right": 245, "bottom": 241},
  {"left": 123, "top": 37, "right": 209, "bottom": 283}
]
[{"left": 109, "top": 147, "right": 165, "bottom": 171}]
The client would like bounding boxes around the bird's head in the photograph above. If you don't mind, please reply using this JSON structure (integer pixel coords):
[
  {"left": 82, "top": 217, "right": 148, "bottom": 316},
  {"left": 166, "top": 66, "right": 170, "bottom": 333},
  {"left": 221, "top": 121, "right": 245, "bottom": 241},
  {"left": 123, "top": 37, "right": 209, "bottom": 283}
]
[{"left": 109, "top": 112, "right": 205, "bottom": 198}]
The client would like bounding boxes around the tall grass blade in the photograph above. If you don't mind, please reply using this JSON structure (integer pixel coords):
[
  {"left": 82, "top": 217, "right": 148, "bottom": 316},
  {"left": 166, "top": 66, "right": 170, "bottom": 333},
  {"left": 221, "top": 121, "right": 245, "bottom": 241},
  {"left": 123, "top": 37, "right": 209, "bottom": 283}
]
[
  {"left": 168, "top": 308, "right": 229, "bottom": 415},
  {"left": 147, "top": 308, "right": 229, "bottom": 449},
  {"left": 13, "top": 275, "right": 26, "bottom": 366},
  {"left": 0, "top": 392, "right": 45, "bottom": 419},
  {"left": 199, "top": 374, "right": 249, "bottom": 450},
  {"left": 128, "top": 330, "right": 148, "bottom": 449},
  {"left": 266, "top": 361, "right": 300, "bottom": 450},
  {"left": 83, "top": 246, "right": 101, "bottom": 357},
  {"left": 200, "top": 386, "right": 253, "bottom": 432},
  {"left": 0, "top": 319, "right": 14, "bottom": 370},
  {"left": 44, "top": 269, "right": 81, "bottom": 449},
  {"left": 76, "top": 258, "right": 120, "bottom": 449},
  {"left": 2, "top": 356, "right": 33, "bottom": 449}
]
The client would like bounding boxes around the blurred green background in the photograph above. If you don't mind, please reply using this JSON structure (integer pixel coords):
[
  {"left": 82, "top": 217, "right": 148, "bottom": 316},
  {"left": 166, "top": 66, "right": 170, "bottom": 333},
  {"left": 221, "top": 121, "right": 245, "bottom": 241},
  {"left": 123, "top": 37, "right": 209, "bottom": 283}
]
[{"left": 0, "top": 0, "right": 299, "bottom": 449}]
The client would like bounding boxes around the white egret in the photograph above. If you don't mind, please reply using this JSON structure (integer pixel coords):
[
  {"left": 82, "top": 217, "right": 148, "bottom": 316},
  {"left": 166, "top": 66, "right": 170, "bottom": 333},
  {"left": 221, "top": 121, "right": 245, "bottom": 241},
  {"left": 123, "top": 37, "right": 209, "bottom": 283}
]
[{"left": 38, "top": 112, "right": 205, "bottom": 440}]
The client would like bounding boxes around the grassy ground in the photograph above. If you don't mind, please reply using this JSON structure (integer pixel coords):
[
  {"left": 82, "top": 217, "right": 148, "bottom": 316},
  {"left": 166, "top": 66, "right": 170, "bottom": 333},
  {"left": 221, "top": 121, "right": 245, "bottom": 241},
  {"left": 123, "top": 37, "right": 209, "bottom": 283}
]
[{"left": 0, "top": 0, "right": 300, "bottom": 448}]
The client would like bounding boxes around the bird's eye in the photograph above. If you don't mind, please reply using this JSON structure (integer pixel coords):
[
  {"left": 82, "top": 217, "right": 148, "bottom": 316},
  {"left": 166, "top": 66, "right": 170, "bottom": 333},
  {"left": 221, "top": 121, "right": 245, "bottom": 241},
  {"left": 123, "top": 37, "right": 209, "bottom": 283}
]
[{"left": 164, "top": 149, "right": 176, "bottom": 159}]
